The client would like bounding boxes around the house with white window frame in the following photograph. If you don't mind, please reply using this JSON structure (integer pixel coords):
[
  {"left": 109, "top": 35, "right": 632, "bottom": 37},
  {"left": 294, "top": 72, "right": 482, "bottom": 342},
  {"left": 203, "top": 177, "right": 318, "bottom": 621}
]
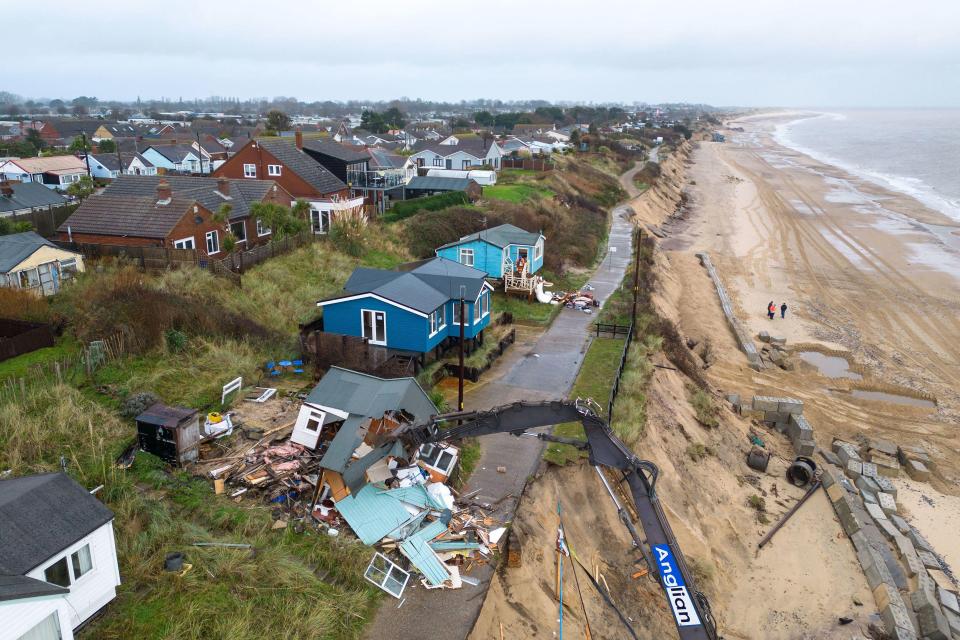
[{"left": 0, "top": 473, "right": 121, "bottom": 640}]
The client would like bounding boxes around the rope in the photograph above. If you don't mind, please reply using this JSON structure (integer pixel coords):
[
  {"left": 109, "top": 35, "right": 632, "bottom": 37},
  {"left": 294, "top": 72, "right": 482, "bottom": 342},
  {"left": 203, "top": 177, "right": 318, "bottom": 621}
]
[{"left": 571, "top": 554, "right": 640, "bottom": 640}]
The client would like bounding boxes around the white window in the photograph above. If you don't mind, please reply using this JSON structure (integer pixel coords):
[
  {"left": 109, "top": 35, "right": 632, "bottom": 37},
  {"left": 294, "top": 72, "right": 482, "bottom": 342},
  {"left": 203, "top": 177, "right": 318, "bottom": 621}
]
[
  {"left": 534, "top": 239, "right": 543, "bottom": 261},
  {"left": 205, "top": 230, "right": 220, "bottom": 255},
  {"left": 482, "top": 291, "right": 490, "bottom": 316},
  {"left": 473, "top": 298, "right": 481, "bottom": 323},
  {"left": 429, "top": 306, "right": 446, "bottom": 336},
  {"left": 17, "top": 611, "right": 63, "bottom": 640},
  {"left": 173, "top": 237, "right": 195, "bottom": 250},
  {"left": 59, "top": 258, "right": 79, "bottom": 278},
  {"left": 71, "top": 544, "right": 93, "bottom": 580},
  {"left": 267, "top": 164, "right": 282, "bottom": 176},
  {"left": 365, "top": 552, "right": 410, "bottom": 598},
  {"left": 243, "top": 163, "right": 256, "bottom": 178},
  {"left": 418, "top": 443, "right": 458, "bottom": 476},
  {"left": 432, "top": 157, "right": 443, "bottom": 166},
  {"left": 462, "top": 160, "right": 471, "bottom": 169},
  {"left": 459, "top": 248, "right": 474, "bottom": 267},
  {"left": 230, "top": 221, "right": 246, "bottom": 243},
  {"left": 44, "top": 557, "right": 70, "bottom": 587},
  {"left": 361, "top": 309, "right": 386, "bottom": 345},
  {"left": 256, "top": 218, "right": 271, "bottom": 236}
]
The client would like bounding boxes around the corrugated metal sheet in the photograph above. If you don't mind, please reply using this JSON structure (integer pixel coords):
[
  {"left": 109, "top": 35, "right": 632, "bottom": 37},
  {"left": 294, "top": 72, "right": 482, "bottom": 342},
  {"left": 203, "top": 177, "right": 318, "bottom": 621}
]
[
  {"left": 333, "top": 484, "right": 414, "bottom": 545},
  {"left": 399, "top": 519, "right": 451, "bottom": 586},
  {"left": 380, "top": 485, "right": 446, "bottom": 511}
]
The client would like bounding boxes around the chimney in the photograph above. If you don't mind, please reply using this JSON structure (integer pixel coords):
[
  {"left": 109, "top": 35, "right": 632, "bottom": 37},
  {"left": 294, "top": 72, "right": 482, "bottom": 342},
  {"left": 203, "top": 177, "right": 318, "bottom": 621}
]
[
  {"left": 156, "top": 179, "right": 172, "bottom": 204},
  {"left": 295, "top": 127, "right": 303, "bottom": 150},
  {"left": 217, "top": 177, "right": 230, "bottom": 196},
  {"left": 0, "top": 180, "right": 13, "bottom": 197}
]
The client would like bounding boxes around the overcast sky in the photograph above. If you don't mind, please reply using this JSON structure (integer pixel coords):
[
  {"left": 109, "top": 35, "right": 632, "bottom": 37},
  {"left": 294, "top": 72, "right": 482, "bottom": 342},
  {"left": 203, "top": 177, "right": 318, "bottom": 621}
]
[{"left": 6, "top": 0, "right": 960, "bottom": 107}]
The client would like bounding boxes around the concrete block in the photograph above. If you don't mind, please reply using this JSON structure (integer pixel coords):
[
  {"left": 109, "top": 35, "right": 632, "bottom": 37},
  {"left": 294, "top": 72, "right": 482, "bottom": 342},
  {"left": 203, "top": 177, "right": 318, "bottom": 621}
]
[
  {"left": 889, "top": 626, "right": 918, "bottom": 640},
  {"left": 777, "top": 397, "right": 803, "bottom": 414},
  {"left": 903, "top": 550, "right": 923, "bottom": 580},
  {"left": 866, "top": 501, "right": 888, "bottom": 523},
  {"left": 908, "top": 528, "right": 934, "bottom": 554},
  {"left": 875, "top": 456, "right": 901, "bottom": 477},
  {"left": 891, "top": 514, "right": 911, "bottom": 534},
  {"left": 741, "top": 408, "right": 765, "bottom": 420},
  {"left": 865, "top": 547, "right": 895, "bottom": 590},
  {"left": 868, "top": 438, "right": 898, "bottom": 458},
  {"left": 874, "top": 581, "right": 899, "bottom": 611},
  {"left": 826, "top": 482, "right": 846, "bottom": 504},
  {"left": 821, "top": 465, "right": 840, "bottom": 488},
  {"left": 919, "top": 550, "right": 942, "bottom": 571},
  {"left": 877, "top": 518, "right": 901, "bottom": 541},
  {"left": 856, "top": 474, "right": 881, "bottom": 495},
  {"left": 770, "top": 335, "right": 787, "bottom": 345},
  {"left": 944, "top": 608, "right": 960, "bottom": 637},
  {"left": 911, "top": 588, "right": 951, "bottom": 640},
  {"left": 875, "top": 475, "right": 898, "bottom": 498},
  {"left": 819, "top": 449, "right": 842, "bottom": 467},
  {"left": 836, "top": 496, "right": 864, "bottom": 536},
  {"left": 893, "top": 533, "right": 915, "bottom": 559},
  {"left": 878, "top": 491, "right": 898, "bottom": 515},
  {"left": 928, "top": 570, "right": 956, "bottom": 592},
  {"left": 752, "top": 395, "right": 780, "bottom": 412},
  {"left": 939, "top": 587, "right": 960, "bottom": 616},
  {"left": 794, "top": 439, "right": 816, "bottom": 456},
  {"left": 862, "top": 490, "right": 878, "bottom": 505},
  {"left": 763, "top": 411, "right": 790, "bottom": 430},
  {"left": 917, "top": 569, "right": 938, "bottom": 599},
  {"left": 846, "top": 460, "right": 864, "bottom": 479},
  {"left": 881, "top": 602, "right": 914, "bottom": 636},
  {"left": 758, "top": 330, "right": 771, "bottom": 342},
  {"left": 905, "top": 459, "right": 931, "bottom": 481},
  {"left": 837, "top": 443, "right": 862, "bottom": 466},
  {"left": 861, "top": 461, "right": 879, "bottom": 480},
  {"left": 851, "top": 530, "right": 870, "bottom": 554}
]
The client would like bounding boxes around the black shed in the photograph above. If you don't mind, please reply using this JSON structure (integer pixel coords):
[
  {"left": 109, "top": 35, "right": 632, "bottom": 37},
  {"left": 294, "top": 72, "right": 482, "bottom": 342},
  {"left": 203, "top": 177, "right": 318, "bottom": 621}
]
[{"left": 135, "top": 403, "right": 201, "bottom": 466}]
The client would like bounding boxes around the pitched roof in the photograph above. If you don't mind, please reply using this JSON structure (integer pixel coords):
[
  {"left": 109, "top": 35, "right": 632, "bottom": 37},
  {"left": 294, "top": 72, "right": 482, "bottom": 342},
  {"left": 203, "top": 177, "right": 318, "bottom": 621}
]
[
  {"left": 406, "top": 176, "right": 473, "bottom": 192},
  {"left": 0, "top": 231, "right": 68, "bottom": 272},
  {"left": 142, "top": 144, "right": 204, "bottom": 162},
  {"left": 0, "top": 182, "right": 69, "bottom": 215},
  {"left": 436, "top": 223, "right": 542, "bottom": 251},
  {"left": 0, "top": 575, "right": 69, "bottom": 603},
  {"left": 0, "top": 473, "right": 114, "bottom": 575},
  {"left": 3, "top": 155, "right": 86, "bottom": 174},
  {"left": 326, "top": 257, "right": 489, "bottom": 314},
  {"left": 255, "top": 139, "right": 347, "bottom": 195},
  {"left": 410, "top": 138, "right": 497, "bottom": 159},
  {"left": 365, "top": 147, "right": 407, "bottom": 169},
  {"left": 89, "top": 151, "right": 153, "bottom": 172},
  {"left": 302, "top": 139, "right": 369, "bottom": 163}
]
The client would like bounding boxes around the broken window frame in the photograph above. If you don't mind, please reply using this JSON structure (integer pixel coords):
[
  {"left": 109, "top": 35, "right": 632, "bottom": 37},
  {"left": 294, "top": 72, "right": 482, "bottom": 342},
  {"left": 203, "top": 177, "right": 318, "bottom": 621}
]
[{"left": 364, "top": 552, "right": 410, "bottom": 598}]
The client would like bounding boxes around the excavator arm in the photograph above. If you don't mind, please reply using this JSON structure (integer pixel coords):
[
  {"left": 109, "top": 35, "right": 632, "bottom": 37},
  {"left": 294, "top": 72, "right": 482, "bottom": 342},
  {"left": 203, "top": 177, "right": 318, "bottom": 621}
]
[{"left": 393, "top": 399, "right": 719, "bottom": 640}]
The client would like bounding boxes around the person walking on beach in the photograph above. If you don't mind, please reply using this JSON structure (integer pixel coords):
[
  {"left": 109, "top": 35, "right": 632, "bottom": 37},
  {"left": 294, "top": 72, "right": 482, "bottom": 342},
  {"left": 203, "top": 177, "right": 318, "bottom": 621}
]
[
  {"left": 767, "top": 301, "right": 776, "bottom": 320},
  {"left": 780, "top": 302, "right": 788, "bottom": 319}
]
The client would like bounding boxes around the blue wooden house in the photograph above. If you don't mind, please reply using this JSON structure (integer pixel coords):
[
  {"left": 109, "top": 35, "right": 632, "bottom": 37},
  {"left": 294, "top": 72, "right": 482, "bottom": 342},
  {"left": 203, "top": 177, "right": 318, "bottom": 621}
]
[
  {"left": 317, "top": 257, "right": 494, "bottom": 359},
  {"left": 435, "top": 224, "right": 544, "bottom": 279}
]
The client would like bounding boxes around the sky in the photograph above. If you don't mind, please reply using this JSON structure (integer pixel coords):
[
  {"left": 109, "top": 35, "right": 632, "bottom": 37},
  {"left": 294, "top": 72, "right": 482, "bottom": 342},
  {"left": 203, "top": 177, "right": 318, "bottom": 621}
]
[{"left": 6, "top": 0, "right": 960, "bottom": 107}]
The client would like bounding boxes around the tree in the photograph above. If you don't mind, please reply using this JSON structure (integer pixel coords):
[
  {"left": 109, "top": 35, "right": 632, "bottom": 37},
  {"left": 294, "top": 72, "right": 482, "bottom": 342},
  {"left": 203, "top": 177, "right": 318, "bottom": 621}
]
[
  {"left": 382, "top": 107, "right": 406, "bottom": 129},
  {"left": 474, "top": 111, "right": 494, "bottom": 127},
  {"left": 66, "top": 175, "right": 95, "bottom": 201},
  {"left": 97, "top": 138, "right": 117, "bottom": 153},
  {"left": 569, "top": 129, "right": 581, "bottom": 149},
  {"left": 0, "top": 218, "right": 33, "bottom": 236},
  {"left": 266, "top": 110, "right": 290, "bottom": 132},
  {"left": 72, "top": 104, "right": 88, "bottom": 116},
  {"left": 25, "top": 129, "right": 45, "bottom": 153},
  {"left": 249, "top": 200, "right": 308, "bottom": 240},
  {"left": 360, "top": 110, "right": 388, "bottom": 134},
  {"left": 68, "top": 136, "right": 91, "bottom": 153}
]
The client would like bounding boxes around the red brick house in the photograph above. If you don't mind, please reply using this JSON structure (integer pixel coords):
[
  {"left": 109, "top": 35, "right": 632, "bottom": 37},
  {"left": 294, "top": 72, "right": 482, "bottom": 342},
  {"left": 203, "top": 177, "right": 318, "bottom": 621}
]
[
  {"left": 213, "top": 133, "right": 365, "bottom": 234},
  {"left": 57, "top": 175, "right": 293, "bottom": 257}
]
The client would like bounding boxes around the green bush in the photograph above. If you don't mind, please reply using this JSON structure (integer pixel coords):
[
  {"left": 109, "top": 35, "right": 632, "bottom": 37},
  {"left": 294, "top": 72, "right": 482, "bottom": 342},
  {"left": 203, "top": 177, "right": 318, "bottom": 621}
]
[
  {"left": 165, "top": 329, "right": 188, "bottom": 353},
  {"left": 383, "top": 191, "right": 469, "bottom": 223}
]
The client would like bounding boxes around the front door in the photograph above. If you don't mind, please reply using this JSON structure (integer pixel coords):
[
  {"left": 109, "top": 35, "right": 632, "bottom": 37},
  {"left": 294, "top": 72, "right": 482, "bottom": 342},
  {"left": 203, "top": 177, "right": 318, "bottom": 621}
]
[
  {"left": 311, "top": 209, "right": 331, "bottom": 234},
  {"left": 445, "top": 159, "right": 452, "bottom": 169},
  {"left": 362, "top": 310, "right": 387, "bottom": 345},
  {"left": 37, "top": 263, "right": 57, "bottom": 295},
  {"left": 516, "top": 247, "right": 529, "bottom": 274}
]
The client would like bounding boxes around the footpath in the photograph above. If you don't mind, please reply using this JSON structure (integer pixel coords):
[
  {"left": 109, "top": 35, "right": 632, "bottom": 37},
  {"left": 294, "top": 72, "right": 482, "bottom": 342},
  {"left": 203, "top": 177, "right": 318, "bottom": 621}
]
[{"left": 363, "top": 195, "right": 638, "bottom": 639}]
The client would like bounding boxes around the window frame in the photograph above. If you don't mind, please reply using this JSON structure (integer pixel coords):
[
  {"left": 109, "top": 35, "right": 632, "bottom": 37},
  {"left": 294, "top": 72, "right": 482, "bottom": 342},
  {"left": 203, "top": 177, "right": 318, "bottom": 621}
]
[
  {"left": 242, "top": 163, "right": 256, "bottom": 178},
  {"left": 205, "top": 230, "right": 220, "bottom": 255},
  {"left": 459, "top": 247, "right": 474, "bottom": 267},
  {"left": 428, "top": 306, "right": 447, "bottom": 337},
  {"left": 71, "top": 544, "right": 93, "bottom": 582},
  {"left": 256, "top": 218, "right": 271, "bottom": 237},
  {"left": 267, "top": 164, "right": 282, "bottom": 177},
  {"left": 361, "top": 309, "right": 387, "bottom": 346},
  {"left": 534, "top": 238, "right": 543, "bottom": 261},
  {"left": 173, "top": 236, "right": 195, "bottom": 250},
  {"left": 432, "top": 156, "right": 443, "bottom": 167},
  {"left": 229, "top": 220, "right": 247, "bottom": 243},
  {"left": 364, "top": 552, "right": 410, "bottom": 599},
  {"left": 43, "top": 556, "right": 71, "bottom": 588}
]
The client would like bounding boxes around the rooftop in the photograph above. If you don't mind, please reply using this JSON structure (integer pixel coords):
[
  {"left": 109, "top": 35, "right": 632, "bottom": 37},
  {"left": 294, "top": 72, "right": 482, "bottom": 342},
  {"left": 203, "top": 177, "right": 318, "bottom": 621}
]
[
  {"left": 0, "top": 231, "right": 68, "bottom": 272},
  {"left": 0, "top": 181, "right": 69, "bottom": 215},
  {"left": 437, "top": 223, "right": 542, "bottom": 250}
]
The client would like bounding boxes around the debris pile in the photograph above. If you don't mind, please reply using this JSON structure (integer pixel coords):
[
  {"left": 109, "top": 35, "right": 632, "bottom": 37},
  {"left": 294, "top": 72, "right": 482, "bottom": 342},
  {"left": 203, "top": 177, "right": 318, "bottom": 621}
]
[
  {"left": 758, "top": 331, "right": 794, "bottom": 370},
  {"left": 554, "top": 284, "right": 600, "bottom": 312}
]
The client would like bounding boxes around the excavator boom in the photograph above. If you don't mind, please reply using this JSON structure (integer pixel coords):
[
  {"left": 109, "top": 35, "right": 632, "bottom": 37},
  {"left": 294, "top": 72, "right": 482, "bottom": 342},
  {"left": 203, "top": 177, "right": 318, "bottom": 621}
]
[{"left": 393, "top": 400, "right": 719, "bottom": 640}]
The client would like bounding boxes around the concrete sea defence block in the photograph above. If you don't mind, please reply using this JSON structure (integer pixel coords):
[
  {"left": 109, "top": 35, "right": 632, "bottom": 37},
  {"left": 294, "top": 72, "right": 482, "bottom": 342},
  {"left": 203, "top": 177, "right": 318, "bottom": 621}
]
[
  {"left": 888, "top": 625, "right": 918, "bottom": 640},
  {"left": 880, "top": 601, "right": 914, "bottom": 636},
  {"left": 877, "top": 518, "right": 901, "bottom": 541},
  {"left": 821, "top": 465, "right": 840, "bottom": 489},
  {"left": 794, "top": 439, "right": 815, "bottom": 456},
  {"left": 836, "top": 495, "right": 864, "bottom": 536},
  {"left": 877, "top": 491, "right": 898, "bottom": 515},
  {"left": 873, "top": 454, "right": 901, "bottom": 477},
  {"left": 770, "top": 335, "right": 787, "bottom": 346},
  {"left": 836, "top": 443, "right": 862, "bottom": 466},
  {"left": 916, "top": 569, "right": 938, "bottom": 599},
  {"left": 819, "top": 448, "right": 842, "bottom": 467},
  {"left": 905, "top": 459, "right": 931, "bottom": 481},
  {"left": 908, "top": 528, "right": 934, "bottom": 554},
  {"left": 866, "top": 501, "right": 888, "bottom": 522},
  {"left": 856, "top": 475, "right": 881, "bottom": 496},
  {"left": 874, "top": 581, "right": 898, "bottom": 611},
  {"left": 861, "top": 461, "right": 879, "bottom": 480},
  {"left": 825, "top": 481, "right": 846, "bottom": 504},
  {"left": 938, "top": 587, "right": 960, "bottom": 615},
  {"left": 874, "top": 475, "right": 897, "bottom": 498},
  {"left": 910, "top": 589, "right": 951, "bottom": 640},
  {"left": 863, "top": 547, "right": 895, "bottom": 590},
  {"left": 752, "top": 395, "right": 781, "bottom": 412},
  {"left": 868, "top": 438, "right": 898, "bottom": 458},
  {"left": 903, "top": 549, "right": 923, "bottom": 581},
  {"left": 846, "top": 460, "right": 863, "bottom": 480},
  {"left": 891, "top": 514, "right": 910, "bottom": 534},
  {"left": 918, "top": 550, "right": 942, "bottom": 571},
  {"left": 777, "top": 397, "right": 803, "bottom": 414},
  {"left": 892, "top": 533, "right": 915, "bottom": 560},
  {"left": 944, "top": 608, "right": 960, "bottom": 637},
  {"left": 758, "top": 330, "right": 771, "bottom": 343}
]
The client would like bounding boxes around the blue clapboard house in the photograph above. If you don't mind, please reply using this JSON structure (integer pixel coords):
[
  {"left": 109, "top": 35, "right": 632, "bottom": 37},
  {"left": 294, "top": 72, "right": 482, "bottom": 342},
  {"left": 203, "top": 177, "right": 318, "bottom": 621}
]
[
  {"left": 435, "top": 223, "right": 544, "bottom": 279},
  {"left": 317, "top": 257, "right": 494, "bottom": 362}
]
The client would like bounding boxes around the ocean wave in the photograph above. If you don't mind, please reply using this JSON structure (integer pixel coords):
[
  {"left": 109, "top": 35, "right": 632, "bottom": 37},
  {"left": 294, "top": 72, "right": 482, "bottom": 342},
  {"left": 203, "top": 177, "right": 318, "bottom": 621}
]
[{"left": 772, "top": 114, "right": 960, "bottom": 222}]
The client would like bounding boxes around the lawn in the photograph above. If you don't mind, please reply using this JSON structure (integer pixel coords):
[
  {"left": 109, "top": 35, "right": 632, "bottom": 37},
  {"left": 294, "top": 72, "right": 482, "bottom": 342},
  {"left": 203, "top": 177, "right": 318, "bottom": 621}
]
[
  {"left": 543, "top": 337, "right": 626, "bottom": 465},
  {"left": 483, "top": 183, "right": 554, "bottom": 203},
  {"left": 0, "top": 334, "right": 81, "bottom": 382}
]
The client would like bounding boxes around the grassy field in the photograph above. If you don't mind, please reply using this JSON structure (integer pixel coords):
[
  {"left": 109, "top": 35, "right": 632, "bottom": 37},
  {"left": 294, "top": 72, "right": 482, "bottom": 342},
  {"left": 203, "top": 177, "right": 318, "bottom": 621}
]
[
  {"left": 483, "top": 183, "right": 554, "bottom": 203},
  {"left": 543, "top": 337, "right": 626, "bottom": 465},
  {"left": 0, "top": 334, "right": 80, "bottom": 380}
]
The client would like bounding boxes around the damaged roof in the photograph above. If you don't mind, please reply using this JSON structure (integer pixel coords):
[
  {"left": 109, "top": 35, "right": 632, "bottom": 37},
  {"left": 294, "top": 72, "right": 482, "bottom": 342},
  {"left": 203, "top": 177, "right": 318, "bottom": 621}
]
[{"left": 332, "top": 484, "right": 417, "bottom": 545}]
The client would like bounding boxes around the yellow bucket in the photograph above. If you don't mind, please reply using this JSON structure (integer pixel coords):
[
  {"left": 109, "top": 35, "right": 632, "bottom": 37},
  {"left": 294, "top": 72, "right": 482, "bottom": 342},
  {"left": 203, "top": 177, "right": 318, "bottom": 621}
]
[{"left": 207, "top": 412, "right": 223, "bottom": 424}]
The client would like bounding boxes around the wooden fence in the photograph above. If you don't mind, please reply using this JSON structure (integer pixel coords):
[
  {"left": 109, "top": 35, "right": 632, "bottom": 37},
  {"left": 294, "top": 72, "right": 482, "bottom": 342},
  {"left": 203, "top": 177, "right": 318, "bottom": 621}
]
[
  {"left": 502, "top": 157, "right": 555, "bottom": 171},
  {"left": 0, "top": 331, "right": 129, "bottom": 404},
  {"left": 5, "top": 203, "right": 79, "bottom": 238},
  {"left": 0, "top": 319, "right": 55, "bottom": 362},
  {"left": 55, "top": 241, "right": 201, "bottom": 270},
  {"left": 604, "top": 322, "right": 635, "bottom": 423},
  {"left": 210, "top": 230, "right": 314, "bottom": 276}
]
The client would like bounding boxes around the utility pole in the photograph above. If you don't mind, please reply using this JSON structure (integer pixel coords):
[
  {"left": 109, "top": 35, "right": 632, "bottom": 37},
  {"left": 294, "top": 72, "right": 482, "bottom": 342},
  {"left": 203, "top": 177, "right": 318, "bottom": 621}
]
[
  {"left": 115, "top": 141, "right": 123, "bottom": 177},
  {"left": 196, "top": 131, "right": 204, "bottom": 176},
  {"left": 458, "top": 285, "right": 466, "bottom": 412},
  {"left": 80, "top": 132, "right": 92, "bottom": 178},
  {"left": 632, "top": 226, "right": 642, "bottom": 322}
]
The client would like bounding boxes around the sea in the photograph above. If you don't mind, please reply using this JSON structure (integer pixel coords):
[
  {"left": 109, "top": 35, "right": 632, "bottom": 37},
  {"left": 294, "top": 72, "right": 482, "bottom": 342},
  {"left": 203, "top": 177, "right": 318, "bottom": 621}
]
[{"left": 772, "top": 109, "right": 960, "bottom": 223}]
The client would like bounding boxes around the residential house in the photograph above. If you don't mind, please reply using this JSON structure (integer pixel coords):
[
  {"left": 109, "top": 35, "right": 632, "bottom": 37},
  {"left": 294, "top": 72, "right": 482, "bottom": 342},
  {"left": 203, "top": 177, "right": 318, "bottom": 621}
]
[
  {"left": 140, "top": 143, "right": 213, "bottom": 175},
  {"left": 408, "top": 136, "right": 503, "bottom": 171},
  {"left": 0, "top": 473, "right": 121, "bottom": 639},
  {"left": 84, "top": 152, "right": 157, "bottom": 179},
  {"left": 58, "top": 175, "right": 293, "bottom": 256},
  {"left": 213, "top": 135, "right": 362, "bottom": 235},
  {"left": 435, "top": 224, "right": 543, "bottom": 279},
  {"left": 0, "top": 231, "right": 84, "bottom": 295},
  {"left": 403, "top": 176, "right": 482, "bottom": 200},
  {"left": 0, "top": 180, "right": 70, "bottom": 217},
  {"left": 317, "top": 256, "right": 493, "bottom": 358},
  {"left": 0, "top": 156, "right": 88, "bottom": 191}
]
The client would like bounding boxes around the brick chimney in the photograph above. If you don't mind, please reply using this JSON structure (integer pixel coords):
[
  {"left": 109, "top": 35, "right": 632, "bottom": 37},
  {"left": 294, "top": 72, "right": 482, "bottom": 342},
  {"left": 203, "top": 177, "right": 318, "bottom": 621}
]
[
  {"left": 295, "top": 127, "right": 303, "bottom": 150},
  {"left": 156, "top": 179, "right": 172, "bottom": 204},
  {"left": 217, "top": 177, "right": 230, "bottom": 196},
  {"left": 0, "top": 180, "right": 13, "bottom": 197}
]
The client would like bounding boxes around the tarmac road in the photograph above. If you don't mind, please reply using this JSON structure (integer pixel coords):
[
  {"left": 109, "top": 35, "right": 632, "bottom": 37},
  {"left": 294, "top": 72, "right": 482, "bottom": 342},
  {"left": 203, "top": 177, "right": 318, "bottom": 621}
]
[{"left": 362, "top": 201, "right": 637, "bottom": 640}]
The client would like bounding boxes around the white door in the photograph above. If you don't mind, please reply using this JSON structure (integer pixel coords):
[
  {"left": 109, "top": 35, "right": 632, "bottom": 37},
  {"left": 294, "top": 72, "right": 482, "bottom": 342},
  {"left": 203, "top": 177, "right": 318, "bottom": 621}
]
[
  {"left": 362, "top": 310, "right": 387, "bottom": 345},
  {"left": 311, "top": 209, "right": 331, "bottom": 234},
  {"left": 291, "top": 404, "right": 326, "bottom": 449}
]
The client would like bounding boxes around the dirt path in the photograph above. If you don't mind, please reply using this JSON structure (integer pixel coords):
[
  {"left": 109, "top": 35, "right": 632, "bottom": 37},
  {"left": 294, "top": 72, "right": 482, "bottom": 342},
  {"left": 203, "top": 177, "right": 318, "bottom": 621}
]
[{"left": 362, "top": 197, "right": 637, "bottom": 640}]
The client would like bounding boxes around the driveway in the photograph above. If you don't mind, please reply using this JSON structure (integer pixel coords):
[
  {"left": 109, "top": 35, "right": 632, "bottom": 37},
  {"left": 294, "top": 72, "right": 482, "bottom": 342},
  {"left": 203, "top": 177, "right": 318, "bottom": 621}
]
[{"left": 362, "top": 204, "right": 636, "bottom": 639}]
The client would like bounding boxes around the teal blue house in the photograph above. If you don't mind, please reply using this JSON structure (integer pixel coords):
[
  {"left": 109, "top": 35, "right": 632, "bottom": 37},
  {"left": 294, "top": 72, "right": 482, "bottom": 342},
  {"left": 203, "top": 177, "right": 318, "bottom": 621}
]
[
  {"left": 317, "top": 257, "right": 494, "bottom": 357},
  {"left": 435, "top": 224, "right": 544, "bottom": 279}
]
